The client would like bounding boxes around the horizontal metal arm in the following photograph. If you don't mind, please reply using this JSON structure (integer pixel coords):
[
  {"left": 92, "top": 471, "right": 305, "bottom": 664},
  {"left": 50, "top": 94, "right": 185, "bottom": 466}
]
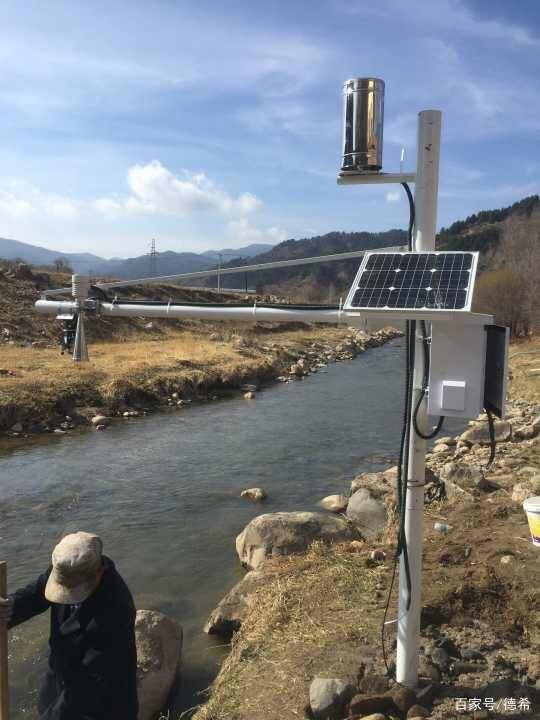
[
  {"left": 34, "top": 299, "right": 492, "bottom": 326},
  {"left": 42, "top": 244, "right": 408, "bottom": 297}
]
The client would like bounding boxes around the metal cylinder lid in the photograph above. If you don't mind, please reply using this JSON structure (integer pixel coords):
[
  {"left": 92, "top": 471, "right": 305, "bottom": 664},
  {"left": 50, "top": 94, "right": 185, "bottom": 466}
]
[{"left": 341, "top": 77, "right": 385, "bottom": 172}]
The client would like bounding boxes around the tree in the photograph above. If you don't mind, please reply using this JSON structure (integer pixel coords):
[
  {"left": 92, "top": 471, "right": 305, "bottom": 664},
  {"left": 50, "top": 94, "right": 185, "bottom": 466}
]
[
  {"left": 53, "top": 257, "right": 73, "bottom": 273},
  {"left": 474, "top": 269, "right": 528, "bottom": 337}
]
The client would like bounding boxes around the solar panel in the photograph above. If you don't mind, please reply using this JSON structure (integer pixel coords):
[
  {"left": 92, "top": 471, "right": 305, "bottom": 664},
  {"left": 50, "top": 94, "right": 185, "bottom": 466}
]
[{"left": 344, "top": 251, "right": 478, "bottom": 311}]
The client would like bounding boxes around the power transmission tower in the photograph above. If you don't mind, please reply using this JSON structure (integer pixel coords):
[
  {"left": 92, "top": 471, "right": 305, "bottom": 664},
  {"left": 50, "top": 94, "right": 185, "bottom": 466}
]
[{"left": 148, "top": 238, "right": 158, "bottom": 276}]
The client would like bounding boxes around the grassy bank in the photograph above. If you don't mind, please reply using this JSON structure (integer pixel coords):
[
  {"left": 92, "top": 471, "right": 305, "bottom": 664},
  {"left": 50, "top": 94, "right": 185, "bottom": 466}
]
[{"left": 1, "top": 324, "right": 396, "bottom": 435}]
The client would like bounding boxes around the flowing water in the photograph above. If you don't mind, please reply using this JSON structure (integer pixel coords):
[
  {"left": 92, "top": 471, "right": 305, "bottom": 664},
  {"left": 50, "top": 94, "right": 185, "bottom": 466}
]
[{"left": 0, "top": 339, "right": 456, "bottom": 717}]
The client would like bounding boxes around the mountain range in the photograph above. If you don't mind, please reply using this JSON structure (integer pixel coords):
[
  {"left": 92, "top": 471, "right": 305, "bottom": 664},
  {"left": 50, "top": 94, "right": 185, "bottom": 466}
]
[
  {"left": 0, "top": 237, "right": 273, "bottom": 276},
  {"left": 1, "top": 194, "right": 538, "bottom": 301}
]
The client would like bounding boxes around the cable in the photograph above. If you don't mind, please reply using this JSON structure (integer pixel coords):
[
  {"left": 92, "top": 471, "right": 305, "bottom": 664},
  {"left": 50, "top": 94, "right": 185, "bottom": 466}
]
[
  {"left": 401, "top": 183, "right": 415, "bottom": 248},
  {"left": 485, "top": 409, "right": 497, "bottom": 468},
  {"left": 381, "top": 182, "right": 415, "bottom": 679},
  {"left": 412, "top": 320, "right": 445, "bottom": 440}
]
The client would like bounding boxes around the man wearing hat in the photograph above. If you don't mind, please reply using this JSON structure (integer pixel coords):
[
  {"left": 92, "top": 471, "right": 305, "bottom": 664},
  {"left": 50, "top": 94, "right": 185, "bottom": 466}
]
[{"left": 0, "top": 531, "right": 138, "bottom": 720}]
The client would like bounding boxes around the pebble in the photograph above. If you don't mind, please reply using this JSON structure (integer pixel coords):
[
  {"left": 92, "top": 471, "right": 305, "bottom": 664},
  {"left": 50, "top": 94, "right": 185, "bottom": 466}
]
[
  {"left": 430, "top": 646, "right": 449, "bottom": 669},
  {"left": 243, "top": 391, "right": 255, "bottom": 400},
  {"left": 434, "top": 522, "right": 451, "bottom": 533},
  {"left": 461, "top": 648, "right": 485, "bottom": 661},
  {"left": 500, "top": 554, "right": 513, "bottom": 564},
  {"left": 240, "top": 487, "right": 267, "bottom": 502}
]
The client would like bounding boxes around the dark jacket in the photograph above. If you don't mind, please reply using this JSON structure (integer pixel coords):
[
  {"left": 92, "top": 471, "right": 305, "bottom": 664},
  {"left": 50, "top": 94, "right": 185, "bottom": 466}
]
[{"left": 8, "top": 556, "right": 138, "bottom": 720}]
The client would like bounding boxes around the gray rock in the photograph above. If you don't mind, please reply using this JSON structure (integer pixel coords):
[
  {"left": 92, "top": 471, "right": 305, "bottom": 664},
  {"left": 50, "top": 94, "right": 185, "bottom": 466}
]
[
  {"left": 236, "top": 511, "right": 361, "bottom": 570},
  {"left": 346, "top": 488, "right": 387, "bottom": 539},
  {"left": 437, "top": 436, "right": 456, "bottom": 446},
  {"left": 389, "top": 684, "right": 417, "bottom": 713},
  {"left": 350, "top": 471, "right": 394, "bottom": 498},
  {"left": 204, "top": 570, "right": 265, "bottom": 637},
  {"left": 136, "top": 609, "right": 182, "bottom": 720},
  {"left": 349, "top": 694, "right": 393, "bottom": 716},
  {"left": 319, "top": 494, "right": 349, "bottom": 513},
  {"left": 440, "top": 462, "right": 484, "bottom": 492},
  {"left": 459, "top": 419, "right": 512, "bottom": 445},
  {"left": 514, "top": 425, "right": 537, "bottom": 441},
  {"left": 461, "top": 648, "right": 485, "bottom": 661},
  {"left": 406, "top": 705, "right": 430, "bottom": 719},
  {"left": 418, "top": 656, "right": 442, "bottom": 681},
  {"left": 430, "top": 646, "right": 449, "bottom": 670},
  {"left": 511, "top": 482, "right": 533, "bottom": 503},
  {"left": 91, "top": 414, "right": 110, "bottom": 427},
  {"left": 11, "top": 422, "right": 23, "bottom": 433},
  {"left": 309, "top": 677, "right": 354, "bottom": 720}
]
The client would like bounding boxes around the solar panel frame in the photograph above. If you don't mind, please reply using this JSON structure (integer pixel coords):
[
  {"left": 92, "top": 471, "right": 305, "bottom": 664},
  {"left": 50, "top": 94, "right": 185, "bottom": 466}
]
[{"left": 344, "top": 251, "right": 479, "bottom": 313}]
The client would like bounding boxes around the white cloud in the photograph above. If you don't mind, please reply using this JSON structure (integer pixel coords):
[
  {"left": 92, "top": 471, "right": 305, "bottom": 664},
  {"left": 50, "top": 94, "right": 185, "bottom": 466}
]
[
  {"left": 0, "top": 163, "right": 286, "bottom": 253},
  {"left": 93, "top": 161, "right": 263, "bottom": 218},
  {"left": 227, "top": 217, "right": 288, "bottom": 245},
  {"left": 385, "top": 191, "right": 401, "bottom": 204},
  {"left": 0, "top": 187, "right": 79, "bottom": 219}
]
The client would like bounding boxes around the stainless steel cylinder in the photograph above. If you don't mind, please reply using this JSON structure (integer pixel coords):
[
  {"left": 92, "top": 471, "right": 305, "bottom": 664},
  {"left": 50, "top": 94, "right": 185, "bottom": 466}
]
[{"left": 341, "top": 78, "right": 385, "bottom": 172}]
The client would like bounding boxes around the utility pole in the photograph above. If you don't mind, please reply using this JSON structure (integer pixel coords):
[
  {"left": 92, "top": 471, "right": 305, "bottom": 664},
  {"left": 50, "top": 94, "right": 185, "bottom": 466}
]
[{"left": 148, "top": 239, "right": 158, "bottom": 277}]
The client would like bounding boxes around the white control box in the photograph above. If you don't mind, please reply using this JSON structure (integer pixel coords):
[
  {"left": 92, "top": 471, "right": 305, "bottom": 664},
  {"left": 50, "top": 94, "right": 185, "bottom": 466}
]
[{"left": 427, "top": 323, "right": 486, "bottom": 419}]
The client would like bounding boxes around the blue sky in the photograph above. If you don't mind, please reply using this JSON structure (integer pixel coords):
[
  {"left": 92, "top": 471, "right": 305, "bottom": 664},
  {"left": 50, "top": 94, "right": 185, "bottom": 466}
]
[{"left": 0, "top": 0, "right": 538, "bottom": 258}]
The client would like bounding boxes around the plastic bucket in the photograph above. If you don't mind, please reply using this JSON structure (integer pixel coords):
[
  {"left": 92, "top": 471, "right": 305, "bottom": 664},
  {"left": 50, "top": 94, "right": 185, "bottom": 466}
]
[{"left": 523, "top": 496, "right": 540, "bottom": 546}]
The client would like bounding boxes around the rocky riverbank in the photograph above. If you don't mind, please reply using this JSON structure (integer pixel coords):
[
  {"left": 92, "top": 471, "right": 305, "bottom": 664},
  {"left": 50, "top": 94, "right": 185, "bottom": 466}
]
[
  {"left": 192, "top": 382, "right": 540, "bottom": 719},
  {"left": 1, "top": 325, "right": 401, "bottom": 441}
]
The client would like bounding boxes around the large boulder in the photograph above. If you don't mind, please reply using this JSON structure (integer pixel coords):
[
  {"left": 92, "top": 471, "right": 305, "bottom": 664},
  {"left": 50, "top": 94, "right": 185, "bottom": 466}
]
[
  {"left": 459, "top": 420, "right": 512, "bottom": 445},
  {"left": 346, "top": 488, "right": 387, "bottom": 539},
  {"left": 136, "top": 610, "right": 182, "bottom": 720},
  {"left": 236, "top": 512, "right": 361, "bottom": 570},
  {"left": 350, "top": 468, "right": 397, "bottom": 500},
  {"left": 204, "top": 570, "right": 265, "bottom": 638}
]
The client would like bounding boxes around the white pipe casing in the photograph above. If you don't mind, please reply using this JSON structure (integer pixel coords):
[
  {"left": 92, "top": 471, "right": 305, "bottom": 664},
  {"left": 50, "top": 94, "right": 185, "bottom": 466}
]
[{"left": 34, "top": 299, "right": 343, "bottom": 324}]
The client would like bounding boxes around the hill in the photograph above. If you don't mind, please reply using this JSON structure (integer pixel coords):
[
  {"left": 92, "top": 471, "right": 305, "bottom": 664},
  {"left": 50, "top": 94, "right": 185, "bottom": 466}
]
[
  {"left": 437, "top": 194, "right": 539, "bottom": 268},
  {"left": 0, "top": 236, "right": 103, "bottom": 273},
  {"left": 212, "top": 229, "right": 407, "bottom": 301},
  {"left": 209, "top": 195, "right": 540, "bottom": 306}
]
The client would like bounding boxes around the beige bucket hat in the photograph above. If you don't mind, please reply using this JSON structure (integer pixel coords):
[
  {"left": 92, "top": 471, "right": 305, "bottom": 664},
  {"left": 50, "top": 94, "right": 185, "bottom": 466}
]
[{"left": 45, "top": 531, "right": 103, "bottom": 604}]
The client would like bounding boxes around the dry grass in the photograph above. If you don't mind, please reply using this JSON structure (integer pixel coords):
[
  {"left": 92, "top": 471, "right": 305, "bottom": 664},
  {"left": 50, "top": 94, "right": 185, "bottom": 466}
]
[
  {"left": 508, "top": 335, "right": 540, "bottom": 403},
  {"left": 0, "top": 325, "right": 355, "bottom": 431},
  {"left": 193, "top": 542, "right": 386, "bottom": 720}
]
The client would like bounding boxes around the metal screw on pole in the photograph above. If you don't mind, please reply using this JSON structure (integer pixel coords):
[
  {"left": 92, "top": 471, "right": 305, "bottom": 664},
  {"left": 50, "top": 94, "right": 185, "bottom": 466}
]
[{"left": 0, "top": 561, "right": 9, "bottom": 720}]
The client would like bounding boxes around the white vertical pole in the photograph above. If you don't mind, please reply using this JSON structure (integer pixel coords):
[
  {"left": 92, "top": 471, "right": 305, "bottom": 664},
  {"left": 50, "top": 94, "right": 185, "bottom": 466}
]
[{"left": 396, "top": 109, "right": 442, "bottom": 688}]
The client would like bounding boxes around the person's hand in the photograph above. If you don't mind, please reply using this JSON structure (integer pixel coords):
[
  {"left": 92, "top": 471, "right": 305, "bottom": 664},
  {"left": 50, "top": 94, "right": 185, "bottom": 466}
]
[{"left": 0, "top": 597, "right": 13, "bottom": 623}]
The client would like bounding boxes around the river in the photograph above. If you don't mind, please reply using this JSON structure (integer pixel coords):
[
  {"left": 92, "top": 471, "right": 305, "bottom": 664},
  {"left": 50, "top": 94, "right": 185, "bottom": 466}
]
[{"left": 0, "top": 338, "right": 453, "bottom": 717}]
